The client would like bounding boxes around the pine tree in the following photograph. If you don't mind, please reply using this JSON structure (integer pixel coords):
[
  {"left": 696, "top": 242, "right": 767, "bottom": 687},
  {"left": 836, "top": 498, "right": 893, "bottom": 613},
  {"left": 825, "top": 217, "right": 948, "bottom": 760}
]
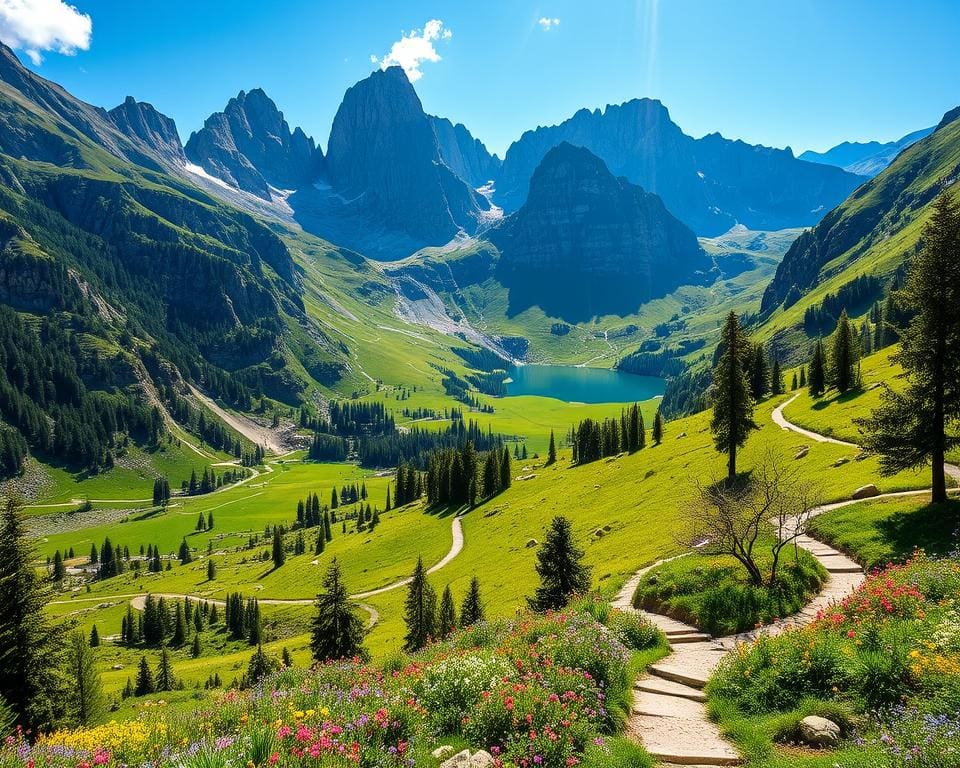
[
  {"left": 438, "top": 586, "right": 456, "bottom": 638},
  {"left": 246, "top": 645, "right": 279, "bottom": 685},
  {"left": 808, "top": 339, "right": 826, "bottom": 396},
  {"left": 51, "top": 550, "right": 65, "bottom": 582},
  {"left": 830, "top": 309, "right": 860, "bottom": 393},
  {"left": 135, "top": 656, "right": 155, "bottom": 696},
  {"left": 66, "top": 631, "right": 105, "bottom": 726},
  {"left": 172, "top": 602, "right": 187, "bottom": 647},
  {"left": 460, "top": 577, "right": 484, "bottom": 626},
  {"left": 652, "top": 409, "right": 664, "bottom": 444},
  {"left": 272, "top": 527, "right": 285, "bottom": 569},
  {"left": 178, "top": 538, "right": 192, "bottom": 565},
  {"left": 196, "top": 511, "right": 206, "bottom": 532},
  {"left": 207, "top": 512, "right": 214, "bottom": 530},
  {"left": 0, "top": 499, "right": 67, "bottom": 730},
  {"left": 858, "top": 192, "right": 960, "bottom": 503},
  {"left": 771, "top": 358, "right": 785, "bottom": 395},
  {"left": 710, "top": 312, "right": 756, "bottom": 479},
  {"left": 155, "top": 649, "right": 174, "bottom": 692},
  {"left": 206, "top": 558, "right": 216, "bottom": 581},
  {"left": 403, "top": 556, "right": 437, "bottom": 652},
  {"left": 528, "top": 516, "right": 591, "bottom": 612},
  {"left": 310, "top": 559, "right": 368, "bottom": 662},
  {"left": 791, "top": 371, "right": 798, "bottom": 391},
  {"left": 89, "top": 543, "right": 98, "bottom": 564},
  {"left": 547, "top": 431, "right": 557, "bottom": 465},
  {"left": 89, "top": 624, "right": 100, "bottom": 647},
  {"left": 315, "top": 531, "right": 325, "bottom": 554},
  {"left": 499, "top": 447, "right": 512, "bottom": 490},
  {"left": 748, "top": 343, "right": 770, "bottom": 399},
  {"left": 191, "top": 633, "right": 202, "bottom": 658}
]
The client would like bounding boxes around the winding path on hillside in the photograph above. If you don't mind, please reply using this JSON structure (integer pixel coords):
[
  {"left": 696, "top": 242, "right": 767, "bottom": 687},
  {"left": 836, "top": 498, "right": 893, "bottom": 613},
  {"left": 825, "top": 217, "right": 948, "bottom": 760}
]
[
  {"left": 67, "top": 514, "right": 464, "bottom": 632},
  {"left": 614, "top": 396, "right": 958, "bottom": 766}
]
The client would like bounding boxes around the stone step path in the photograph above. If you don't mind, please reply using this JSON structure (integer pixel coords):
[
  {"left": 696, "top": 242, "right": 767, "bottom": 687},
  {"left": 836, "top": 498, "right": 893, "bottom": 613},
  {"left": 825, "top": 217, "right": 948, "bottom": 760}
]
[{"left": 614, "top": 517, "right": 867, "bottom": 766}]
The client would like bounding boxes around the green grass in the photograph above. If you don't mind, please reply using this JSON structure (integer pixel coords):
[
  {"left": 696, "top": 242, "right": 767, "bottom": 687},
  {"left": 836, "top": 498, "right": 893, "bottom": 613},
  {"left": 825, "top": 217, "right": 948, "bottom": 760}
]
[
  {"left": 808, "top": 497, "right": 960, "bottom": 569},
  {"left": 633, "top": 544, "right": 827, "bottom": 635}
]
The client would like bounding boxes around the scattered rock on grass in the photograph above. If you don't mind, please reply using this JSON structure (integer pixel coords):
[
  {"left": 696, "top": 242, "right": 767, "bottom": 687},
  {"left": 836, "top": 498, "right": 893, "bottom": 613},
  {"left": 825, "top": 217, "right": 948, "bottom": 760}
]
[
  {"left": 525, "top": 538, "right": 538, "bottom": 548},
  {"left": 795, "top": 446, "right": 809, "bottom": 459},
  {"left": 439, "top": 749, "right": 471, "bottom": 767},
  {"left": 833, "top": 457, "right": 850, "bottom": 467},
  {"left": 799, "top": 715, "right": 841, "bottom": 747},
  {"left": 851, "top": 484, "right": 880, "bottom": 500}
]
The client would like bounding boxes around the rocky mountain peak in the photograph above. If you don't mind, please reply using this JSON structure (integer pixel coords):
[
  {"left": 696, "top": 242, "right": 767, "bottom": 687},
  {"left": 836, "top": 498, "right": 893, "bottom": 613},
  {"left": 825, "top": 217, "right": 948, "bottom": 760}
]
[
  {"left": 490, "top": 142, "right": 710, "bottom": 320},
  {"left": 184, "top": 87, "right": 323, "bottom": 199},
  {"left": 108, "top": 96, "right": 185, "bottom": 166},
  {"left": 325, "top": 66, "right": 487, "bottom": 246}
]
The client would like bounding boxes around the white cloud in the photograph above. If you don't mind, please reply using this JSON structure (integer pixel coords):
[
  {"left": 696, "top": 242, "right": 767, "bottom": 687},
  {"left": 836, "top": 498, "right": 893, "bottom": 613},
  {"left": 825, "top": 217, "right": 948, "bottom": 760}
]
[
  {"left": 0, "top": 0, "right": 91, "bottom": 64},
  {"left": 538, "top": 16, "right": 560, "bottom": 30},
  {"left": 376, "top": 18, "right": 451, "bottom": 82}
]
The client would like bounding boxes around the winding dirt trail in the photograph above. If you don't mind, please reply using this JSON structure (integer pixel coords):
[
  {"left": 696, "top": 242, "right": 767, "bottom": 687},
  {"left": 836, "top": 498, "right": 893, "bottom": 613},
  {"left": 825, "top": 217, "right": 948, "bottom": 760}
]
[
  {"left": 85, "top": 515, "right": 464, "bottom": 632},
  {"left": 615, "top": 397, "right": 955, "bottom": 766}
]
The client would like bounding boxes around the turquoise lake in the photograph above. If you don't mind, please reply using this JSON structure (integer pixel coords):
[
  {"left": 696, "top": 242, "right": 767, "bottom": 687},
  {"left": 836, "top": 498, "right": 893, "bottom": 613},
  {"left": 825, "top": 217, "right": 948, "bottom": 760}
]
[{"left": 503, "top": 365, "right": 665, "bottom": 403}]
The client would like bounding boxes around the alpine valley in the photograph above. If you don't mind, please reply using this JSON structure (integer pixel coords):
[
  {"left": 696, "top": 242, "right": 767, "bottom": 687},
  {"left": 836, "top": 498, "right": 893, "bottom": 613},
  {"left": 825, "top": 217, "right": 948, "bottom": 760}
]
[{"left": 1, "top": 12, "right": 959, "bottom": 768}]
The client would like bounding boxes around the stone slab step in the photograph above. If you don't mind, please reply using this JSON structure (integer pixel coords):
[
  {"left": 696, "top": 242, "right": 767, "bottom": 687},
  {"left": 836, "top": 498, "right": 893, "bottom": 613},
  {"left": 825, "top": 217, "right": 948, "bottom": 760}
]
[
  {"left": 634, "top": 690, "right": 704, "bottom": 718},
  {"left": 635, "top": 676, "right": 707, "bottom": 702},
  {"left": 669, "top": 633, "right": 713, "bottom": 644},
  {"left": 629, "top": 714, "right": 741, "bottom": 765}
]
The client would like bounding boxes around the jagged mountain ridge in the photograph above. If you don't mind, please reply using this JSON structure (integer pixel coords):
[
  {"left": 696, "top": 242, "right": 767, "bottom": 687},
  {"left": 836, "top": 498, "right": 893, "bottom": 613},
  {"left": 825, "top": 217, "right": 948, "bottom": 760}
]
[
  {"left": 184, "top": 88, "right": 324, "bottom": 199},
  {"left": 494, "top": 98, "right": 865, "bottom": 237},
  {"left": 429, "top": 115, "right": 501, "bottom": 188},
  {"left": 799, "top": 126, "right": 934, "bottom": 177}
]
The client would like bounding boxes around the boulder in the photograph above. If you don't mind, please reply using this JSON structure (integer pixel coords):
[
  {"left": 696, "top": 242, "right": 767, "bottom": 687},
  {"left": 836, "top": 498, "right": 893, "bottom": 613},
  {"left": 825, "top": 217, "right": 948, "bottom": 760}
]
[
  {"left": 525, "top": 538, "right": 538, "bottom": 548},
  {"left": 432, "top": 746, "right": 455, "bottom": 761},
  {"left": 794, "top": 446, "right": 809, "bottom": 460},
  {"left": 832, "top": 457, "right": 850, "bottom": 467},
  {"left": 677, "top": 432, "right": 687, "bottom": 438},
  {"left": 851, "top": 484, "right": 880, "bottom": 500},
  {"left": 469, "top": 751, "right": 495, "bottom": 768},
  {"left": 594, "top": 528, "right": 605, "bottom": 538},
  {"left": 440, "top": 749, "right": 472, "bottom": 768},
  {"left": 798, "top": 715, "right": 841, "bottom": 748}
]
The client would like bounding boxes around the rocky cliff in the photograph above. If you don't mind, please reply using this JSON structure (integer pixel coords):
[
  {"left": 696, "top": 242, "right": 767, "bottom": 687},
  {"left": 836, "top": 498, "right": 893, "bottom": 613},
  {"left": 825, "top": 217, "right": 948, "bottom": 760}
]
[
  {"left": 491, "top": 142, "right": 710, "bottom": 320},
  {"left": 109, "top": 96, "right": 186, "bottom": 167},
  {"left": 494, "top": 98, "right": 864, "bottom": 236},
  {"left": 430, "top": 115, "right": 501, "bottom": 188},
  {"left": 325, "top": 66, "right": 488, "bottom": 246},
  {"left": 185, "top": 88, "right": 323, "bottom": 199}
]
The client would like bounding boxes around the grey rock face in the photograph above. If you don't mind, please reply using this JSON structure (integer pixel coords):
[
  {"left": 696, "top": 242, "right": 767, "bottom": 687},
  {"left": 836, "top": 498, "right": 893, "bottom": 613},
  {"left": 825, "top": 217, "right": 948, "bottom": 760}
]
[
  {"left": 798, "top": 715, "right": 841, "bottom": 747},
  {"left": 430, "top": 115, "right": 501, "bottom": 187},
  {"left": 185, "top": 88, "right": 323, "bottom": 199},
  {"left": 108, "top": 96, "right": 186, "bottom": 166},
  {"left": 325, "top": 66, "right": 488, "bottom": 245}
]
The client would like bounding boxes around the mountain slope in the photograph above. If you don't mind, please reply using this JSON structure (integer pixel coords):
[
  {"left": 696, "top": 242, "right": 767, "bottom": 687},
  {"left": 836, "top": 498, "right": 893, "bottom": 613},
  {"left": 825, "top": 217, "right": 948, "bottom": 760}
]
[
  {"left": 0, "top": 42, "right": 357, "bottom": 477},
  {"left": 184, "top": 88, "right": 323, "bottom": 199},
  {"left": 799, "top": 127, "right": 934, "bottom": 177},
  {"left": 490, "top": 143, "right": 710, "bottom": 320},
  {"left": 494, "top": 98, "right": 864, "bottom": 236},
  {"left": 759, "top": 106, "right": 960, "bottom": 332}
]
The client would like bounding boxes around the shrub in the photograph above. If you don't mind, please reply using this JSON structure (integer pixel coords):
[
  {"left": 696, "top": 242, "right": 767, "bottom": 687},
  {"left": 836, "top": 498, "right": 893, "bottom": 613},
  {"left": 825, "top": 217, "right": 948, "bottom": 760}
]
[
  {"left": 606, "top": 610, "right": 662, "bottom": 651},
  {"left": 414, "top": 652, "right": 511, "bottom": 734}
]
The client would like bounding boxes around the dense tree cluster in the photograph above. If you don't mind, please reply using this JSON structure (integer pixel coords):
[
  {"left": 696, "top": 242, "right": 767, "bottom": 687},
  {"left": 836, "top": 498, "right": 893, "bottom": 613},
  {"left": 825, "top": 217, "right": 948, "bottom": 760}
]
[
  {"left": 357, "top": 418, "right": 504, "bottom": 469},
  {"left": 403, "top": 557, "right": 485, "bottom": 652},
  {"left": 803, "top": 274, "right": 884, "bottom": 335},
  {"left": 422, "top": 443, "right": 513, "bottom": 507},
  {"left": 0, "top": 306, "right": 164, "bottom": 473},
  {"left": 570, "top": 403, "right": 649, "bottom": 464}
]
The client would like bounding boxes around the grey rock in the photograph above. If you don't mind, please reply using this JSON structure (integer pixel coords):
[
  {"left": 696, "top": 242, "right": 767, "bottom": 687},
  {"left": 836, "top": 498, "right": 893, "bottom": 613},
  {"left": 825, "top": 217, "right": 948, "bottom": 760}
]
[
  {"left": 108, "top": 96, "right": 185, "bottom": 166},
  {"left": 851, "top": 484, "right": 880, "bottom": 500},
  {"left": 432, "top": 746, "right": 455, "bottom": 760},
  {"left": 525, "top": 538, "right": 538, "bottom": 548},
  {"left": 439, "top": 749, "right": 471, "bottom": 768},
  {"left": 798, "top": 715, "right": 841, "bottom": 748},
  {"left": 185, "top": 88, "right": 323, "bottom": 199},
  {"left": 326, "top": 67, "right": 487, "bottom": 246},
  {"left": 795, "top": 447, "right": 809, "bottom": 459},
  {"left": 430, "top": 115, "right": 501, "bottom": 187},
  {"left": 469, "top": 751, "right": 495, "bottom": 768}
]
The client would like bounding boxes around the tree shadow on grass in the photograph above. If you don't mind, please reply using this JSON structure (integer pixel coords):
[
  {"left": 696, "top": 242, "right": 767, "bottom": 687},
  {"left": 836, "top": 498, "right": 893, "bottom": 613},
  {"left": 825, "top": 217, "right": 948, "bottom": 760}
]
[
  {"left": 874, "top": 499, "right": 960, "bottom": 564},
  {"left": 811, "top": 387, "right": 867, "bottom": 411}
]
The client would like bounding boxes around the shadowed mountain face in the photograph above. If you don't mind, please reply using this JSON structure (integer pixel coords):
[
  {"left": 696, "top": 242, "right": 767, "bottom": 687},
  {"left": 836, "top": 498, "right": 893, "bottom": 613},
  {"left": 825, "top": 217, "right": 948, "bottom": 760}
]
[
  {"left": 490, "top": 142, "right": 711, "bottom": 321},
  {"left": 494, "top": 98, "right": 865, "bottom": 236},
  {"left": 185, "top": 88, "right": 323, "bottom": 199},
  {"left": 325, "top": 66, "right": 489, "bottom": 246},
  {"left": 430, "top": 115, "right": 501, "bottom": 188}
]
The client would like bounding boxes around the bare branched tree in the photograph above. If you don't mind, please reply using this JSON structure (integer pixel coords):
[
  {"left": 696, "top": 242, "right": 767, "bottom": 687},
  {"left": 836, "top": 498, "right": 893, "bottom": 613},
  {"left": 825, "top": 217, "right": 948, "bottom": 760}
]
[{"left": 680, "top": 447, "right": 822, "bottom": 587}]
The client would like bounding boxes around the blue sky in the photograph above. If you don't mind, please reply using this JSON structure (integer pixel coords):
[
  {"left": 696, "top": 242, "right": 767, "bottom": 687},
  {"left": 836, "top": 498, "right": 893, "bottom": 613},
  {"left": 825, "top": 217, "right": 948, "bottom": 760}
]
[{"left": 5, "top": 0, "right": 960, "bottom": 157}]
